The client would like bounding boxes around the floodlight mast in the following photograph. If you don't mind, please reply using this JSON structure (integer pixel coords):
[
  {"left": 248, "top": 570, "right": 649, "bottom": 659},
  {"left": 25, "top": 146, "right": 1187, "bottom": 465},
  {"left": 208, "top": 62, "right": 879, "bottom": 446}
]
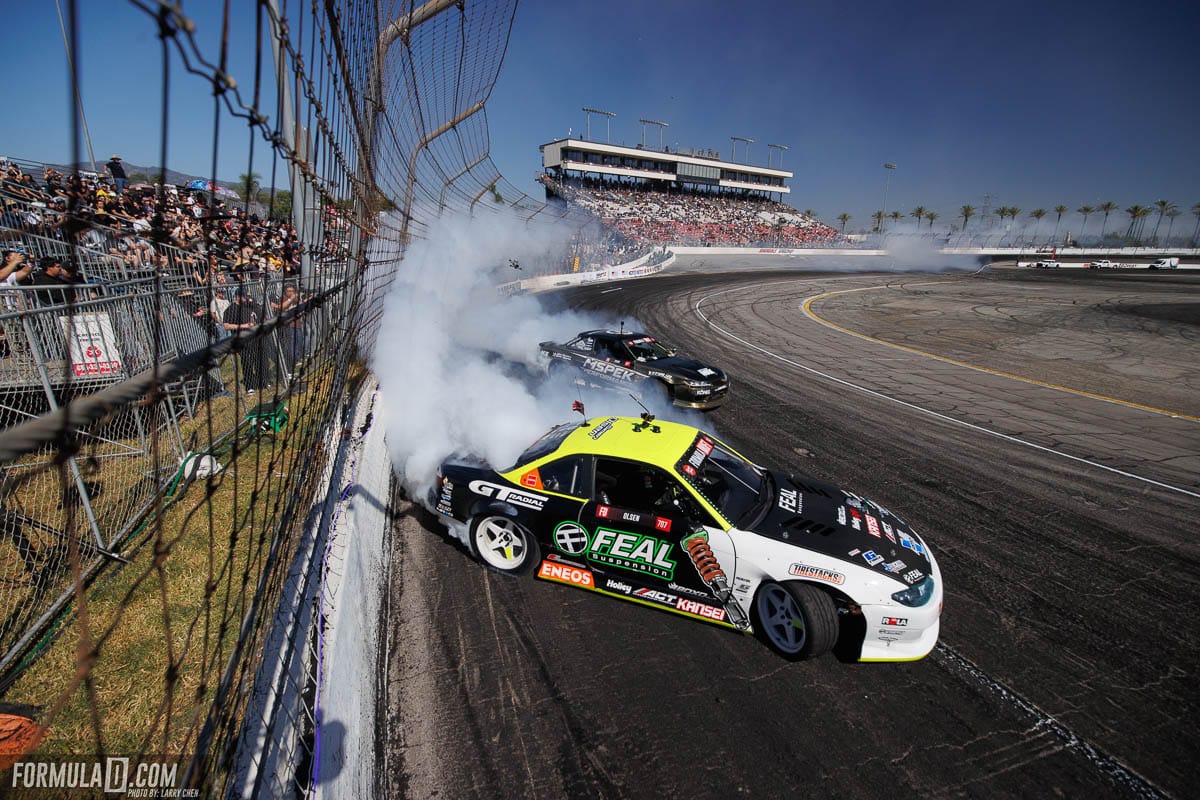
[
  {"left": 582, "top": 106, "right": 616, "bottom": 142},
  {"left": 731, "top": 135, "right": 754, "bottom": 163},
  {"left": 639, "top": 118, "right": 669, "bottom": 150},
  {"left": 767, "top": 143, "right": 789, "bottom": 169}
]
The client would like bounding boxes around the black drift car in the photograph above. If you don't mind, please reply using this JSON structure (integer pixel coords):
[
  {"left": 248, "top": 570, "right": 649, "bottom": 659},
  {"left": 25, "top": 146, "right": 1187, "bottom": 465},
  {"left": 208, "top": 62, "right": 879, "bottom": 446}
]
[{"left": 540, "top": 329, "right": 729, "bottom": 411}]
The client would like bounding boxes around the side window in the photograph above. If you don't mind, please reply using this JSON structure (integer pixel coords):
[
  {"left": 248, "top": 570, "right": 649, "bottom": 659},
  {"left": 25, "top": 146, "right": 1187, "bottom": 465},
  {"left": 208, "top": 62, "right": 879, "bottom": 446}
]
[
  {"left": 593, "top": 458, "right": 675, "bottom": 514},
  {"left": 538, "top": 455, "right": 591, "bottom": 498},
  {"left": 570, "top": 336, "right": 595, "bottom": 354}
]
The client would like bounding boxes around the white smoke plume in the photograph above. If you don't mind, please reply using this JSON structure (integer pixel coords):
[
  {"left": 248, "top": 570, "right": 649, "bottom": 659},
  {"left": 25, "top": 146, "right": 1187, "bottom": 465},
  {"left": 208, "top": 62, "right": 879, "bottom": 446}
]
[{"left": 372, "top": 213, "right": 663, "bottom": 499}]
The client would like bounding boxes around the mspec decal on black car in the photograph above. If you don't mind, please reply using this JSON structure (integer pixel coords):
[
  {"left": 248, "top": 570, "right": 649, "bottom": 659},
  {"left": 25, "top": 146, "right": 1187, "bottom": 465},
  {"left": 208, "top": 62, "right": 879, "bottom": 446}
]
[{"left": 540, "top": 329, "right": 730, "bottom": 411}]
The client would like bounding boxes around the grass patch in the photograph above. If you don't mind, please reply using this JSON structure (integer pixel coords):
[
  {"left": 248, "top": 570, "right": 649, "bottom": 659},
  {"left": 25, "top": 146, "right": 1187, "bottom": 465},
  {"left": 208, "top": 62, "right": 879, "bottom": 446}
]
[{"left": 2, "top": 354, "right": 364, "bottom": 761}]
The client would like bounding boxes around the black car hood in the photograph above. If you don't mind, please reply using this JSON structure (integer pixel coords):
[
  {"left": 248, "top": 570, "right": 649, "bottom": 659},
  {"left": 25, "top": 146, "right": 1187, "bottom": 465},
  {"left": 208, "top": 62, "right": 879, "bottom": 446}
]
[
  {"left": 745, "top": 471, "right": 933, "bottom": 586},
  {"left": 642, "top": 356, "right": 725, "bottom": 382}
]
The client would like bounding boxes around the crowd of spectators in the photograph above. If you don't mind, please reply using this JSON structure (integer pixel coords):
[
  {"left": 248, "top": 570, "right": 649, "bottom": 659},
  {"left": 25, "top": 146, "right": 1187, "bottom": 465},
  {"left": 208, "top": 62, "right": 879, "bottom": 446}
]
[
  {"left": 539, "top": 174, "right": 839, "bottom": 249},
  {"left": 0, "top": 157, "right": 344, "bottom": 385}
]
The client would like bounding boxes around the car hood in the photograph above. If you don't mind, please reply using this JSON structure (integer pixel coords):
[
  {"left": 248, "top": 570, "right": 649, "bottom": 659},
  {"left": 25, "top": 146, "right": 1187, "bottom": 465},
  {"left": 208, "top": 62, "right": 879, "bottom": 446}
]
[
  {"left": 642, "top": 356, "right": 725, "bottom": 382},
  {"left": 745, "top": 471, "right": 933, "bottom": 586}
]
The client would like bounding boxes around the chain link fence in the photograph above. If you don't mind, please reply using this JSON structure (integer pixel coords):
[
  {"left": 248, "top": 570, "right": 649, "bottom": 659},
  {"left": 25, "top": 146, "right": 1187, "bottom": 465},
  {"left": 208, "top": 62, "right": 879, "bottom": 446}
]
[{"left": 0, "top": 0, "right": 546, "bottom": 794}]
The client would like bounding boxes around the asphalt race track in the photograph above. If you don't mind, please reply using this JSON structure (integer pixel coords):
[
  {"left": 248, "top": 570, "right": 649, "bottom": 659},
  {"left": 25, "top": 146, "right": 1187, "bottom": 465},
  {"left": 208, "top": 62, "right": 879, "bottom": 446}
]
[{"left": 385, "top": 262, "right": 1200, "bottom": 799}]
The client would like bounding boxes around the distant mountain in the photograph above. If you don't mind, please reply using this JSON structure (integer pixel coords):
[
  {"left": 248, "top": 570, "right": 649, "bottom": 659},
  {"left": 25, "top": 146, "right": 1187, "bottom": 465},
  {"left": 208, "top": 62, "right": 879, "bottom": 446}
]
[{"left": 58, "top": 160, "right": 237, "bottom": 190}]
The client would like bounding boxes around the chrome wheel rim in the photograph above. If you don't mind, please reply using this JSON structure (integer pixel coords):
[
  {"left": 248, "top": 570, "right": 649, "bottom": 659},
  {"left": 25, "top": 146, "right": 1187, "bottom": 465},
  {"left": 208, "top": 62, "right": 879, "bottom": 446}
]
[{"left": 475, "top": 517, "right": 528, "bottom": 570}]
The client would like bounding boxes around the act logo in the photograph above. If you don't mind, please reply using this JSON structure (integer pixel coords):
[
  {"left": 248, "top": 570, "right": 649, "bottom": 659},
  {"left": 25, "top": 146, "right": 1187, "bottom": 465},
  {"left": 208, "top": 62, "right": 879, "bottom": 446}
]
[{"left": 553, "top": 522, "right": 589, "bottom": 555}]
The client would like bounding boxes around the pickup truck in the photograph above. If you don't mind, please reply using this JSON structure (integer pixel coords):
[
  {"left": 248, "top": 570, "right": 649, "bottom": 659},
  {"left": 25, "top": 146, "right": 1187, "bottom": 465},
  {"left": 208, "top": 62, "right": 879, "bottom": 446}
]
[
  {"left": 1034, "top": 260, "right": 1062, "bottom": 269},
  {"left": 1149, "top": 257, "right": 1179, "bottom": 270},
  {"left": 1088, "top": 259, "right": 1121, "bottom": 269}
]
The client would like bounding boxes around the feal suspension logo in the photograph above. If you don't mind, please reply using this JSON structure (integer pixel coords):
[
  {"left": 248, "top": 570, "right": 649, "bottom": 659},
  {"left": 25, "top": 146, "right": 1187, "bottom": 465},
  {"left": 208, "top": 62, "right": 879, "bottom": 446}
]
[{"left": 587, "top": 529, "right": 676, "bottom": 579}]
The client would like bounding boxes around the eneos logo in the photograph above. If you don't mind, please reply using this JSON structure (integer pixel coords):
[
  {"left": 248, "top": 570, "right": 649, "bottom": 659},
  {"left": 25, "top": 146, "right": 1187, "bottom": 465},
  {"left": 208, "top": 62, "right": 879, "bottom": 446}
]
[{"left": 538, "top": 561, "right": 594, "bottom": 588}]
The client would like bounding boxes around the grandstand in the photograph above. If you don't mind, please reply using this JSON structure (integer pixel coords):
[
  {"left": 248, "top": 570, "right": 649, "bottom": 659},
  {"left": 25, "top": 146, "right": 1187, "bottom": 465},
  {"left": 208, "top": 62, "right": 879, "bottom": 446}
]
[{"left": 539, "top": 136, "right": 838, "bottom": 248}]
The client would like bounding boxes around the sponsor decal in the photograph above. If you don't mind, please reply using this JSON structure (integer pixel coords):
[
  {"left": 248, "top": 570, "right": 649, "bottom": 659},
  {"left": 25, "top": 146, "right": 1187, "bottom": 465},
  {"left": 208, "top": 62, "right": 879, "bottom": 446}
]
[
  {"left": 589, "top": 528, "right": 677, "bottom": 579},
  {"left": 862, "top": 550, "right": 884, "bottom": 566},
  {"left": 655, "top": 516, "right": 672, "bottom": 532},
  {"left": 847, "top": 548, "right": 861, "bottom": 557},
  {"left": 583, "top": 356, "right": 636, "bottom": 381},
  {"left": 696, "top": 438, "right": 714, "bottom": 456},
  {"left": 596, "top": 505, "right": 611, "bottom": 519},
  {"left": 521, "top": 469, "right": 543, "bottom": 490},
  {"left": 849, "top": 508, "right": 862, "bottom": 531},
  {"left": 634, "top": 588, "right": 678, "bottom": 606},
  {"left": 468, "top": 479, "right": 547, "bottom": 511},
  {"left": 864, "top": 514, "right": 881, "bottom": 538},
  {"left": 621, "top": 510, "right": 647, "bottom": 524},
  {"left": 881, "top": 616, "right": 908, "bottom": 626},
  {"left": 588, "top": 417, "right": 617, "bottom": 440},
  {"left": 902, "top": 569, "right": 924, "bottom": 585},
  {"left": 777, "top": 487, "right": 800, "bottom": 513},
  {"left": 554, "top": 521, "right": 589, "bottom": 555},
  {"left": 668, "top": 581, "right": 711, "bottom": 598},
  {"left": 697, "top": 367, "right": 717, "bottom": 377},
  {"left": 837, "top": 506, "right": 847, "bottom": 526},
  {"left": 788, "top": 563, "right": 845, "bottom": 585},
  {"left": 676, "top": 597, "right": 727, "bottom": 621},
  {"left": 883, "top": 559, "right": 907, "bottom": 573},
  {"left": 538, "top": 560, "right": 595, "bottom": 588},
  {"left": 899, "top": 531, "right": 926, "bottom": 556},
  {"left": 881, "top": 520, "right": 895, "bottom": 537},
  {"left": 605, "top": 578, "right": 633, "bottom": 594},
  {"left": 682, "top": 464, "right": 697, "bottom": 476}
]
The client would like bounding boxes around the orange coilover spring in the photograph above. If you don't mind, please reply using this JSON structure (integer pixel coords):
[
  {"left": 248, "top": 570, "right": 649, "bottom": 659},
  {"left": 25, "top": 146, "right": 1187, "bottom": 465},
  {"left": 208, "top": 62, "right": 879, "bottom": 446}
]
[{"left": 684, "top": 536, "right": 725, "bottom": 584}]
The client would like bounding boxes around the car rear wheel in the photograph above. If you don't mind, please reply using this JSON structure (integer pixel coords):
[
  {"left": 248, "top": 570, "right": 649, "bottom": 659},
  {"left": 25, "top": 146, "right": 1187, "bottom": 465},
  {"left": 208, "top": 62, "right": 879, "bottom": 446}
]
[
  {"left": 469, "top": 514, "right": 539, "bottom": 575},
  {"left": 753, "top": 581, "right": 838, "bottom": 660}
]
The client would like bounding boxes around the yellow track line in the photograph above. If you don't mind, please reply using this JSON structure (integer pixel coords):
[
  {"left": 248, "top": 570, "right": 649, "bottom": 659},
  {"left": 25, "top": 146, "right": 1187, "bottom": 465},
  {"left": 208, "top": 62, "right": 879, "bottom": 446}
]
[{"left": 801, "top": 282, "right": 1200, "bottom": 423}]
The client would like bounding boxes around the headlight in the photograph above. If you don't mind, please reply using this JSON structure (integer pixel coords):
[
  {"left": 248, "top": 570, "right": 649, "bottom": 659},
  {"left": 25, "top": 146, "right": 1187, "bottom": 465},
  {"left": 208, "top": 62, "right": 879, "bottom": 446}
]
[{"left": 891, "top": 576, "right": 936, "bottom": 607}]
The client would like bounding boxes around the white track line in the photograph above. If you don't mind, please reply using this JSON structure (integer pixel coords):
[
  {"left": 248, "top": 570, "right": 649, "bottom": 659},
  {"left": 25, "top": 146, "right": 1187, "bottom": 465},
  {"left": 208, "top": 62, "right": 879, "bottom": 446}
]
[
  {"left": 693, "top": 283, "right": 1200, "bottom": 501},
  {"left": 600, "top": 287, "right": 624, "bottom": 294}
]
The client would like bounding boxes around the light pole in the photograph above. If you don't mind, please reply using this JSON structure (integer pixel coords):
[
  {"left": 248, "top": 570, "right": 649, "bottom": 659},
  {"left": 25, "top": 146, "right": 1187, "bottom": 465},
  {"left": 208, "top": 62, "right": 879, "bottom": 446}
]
[
  {"left": 767, "top": 143, "right": 788, "bottom": 169},
  {"left": 731, "top": 135, "right": 753, "bottom": 163},
  {"left": 639, "top": 118, "right": 669, "bottom": 150},
  {"left": 583, "top": 107, "right": 615, "bottom": 143},
  {"left": 881, "top": 162, "right": 897, "bottom": 236}
]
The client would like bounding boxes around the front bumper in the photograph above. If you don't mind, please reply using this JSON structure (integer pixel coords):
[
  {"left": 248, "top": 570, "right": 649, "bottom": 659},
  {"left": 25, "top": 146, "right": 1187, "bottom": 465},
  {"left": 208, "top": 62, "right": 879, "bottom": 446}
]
[{"left": 672, "top": 381, "right": 730, "bottom": 411}]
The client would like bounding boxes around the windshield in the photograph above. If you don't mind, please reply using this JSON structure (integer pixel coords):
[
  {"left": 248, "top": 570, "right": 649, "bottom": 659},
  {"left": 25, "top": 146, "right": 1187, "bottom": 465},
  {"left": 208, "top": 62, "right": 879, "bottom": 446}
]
[
  {"left": 675, "top": 433, "right": 766, "bottom": 527},
  {"left": 510, "top": 423, "right": 575, "bottom": 469},
  {"left": 623, "top": 336, "right": 674, "bottom": 362}
]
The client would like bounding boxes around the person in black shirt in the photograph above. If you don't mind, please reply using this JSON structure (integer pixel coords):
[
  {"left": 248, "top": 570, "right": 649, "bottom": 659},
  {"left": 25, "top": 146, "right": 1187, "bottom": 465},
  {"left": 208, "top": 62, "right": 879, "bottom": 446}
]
[
  {"left": 222, "top": 289, "right": 273, "bottom": 394},
  {"left": 105, "top": 155, "right": 127, "bottom": 195},
  {"left": 25, "top": 256, "right": 80, "bottom": 307}
]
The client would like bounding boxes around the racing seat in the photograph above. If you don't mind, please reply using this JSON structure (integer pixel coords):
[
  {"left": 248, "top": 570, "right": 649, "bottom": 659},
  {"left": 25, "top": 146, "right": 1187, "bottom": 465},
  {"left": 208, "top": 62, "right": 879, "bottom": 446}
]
[{"left": 595, "top": 470, "right": 616, "bottom": 505}]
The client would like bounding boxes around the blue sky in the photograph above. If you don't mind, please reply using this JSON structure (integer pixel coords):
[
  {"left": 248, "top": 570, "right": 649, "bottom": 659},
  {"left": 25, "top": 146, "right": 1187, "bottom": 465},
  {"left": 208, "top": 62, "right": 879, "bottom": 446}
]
[{"left": 3, "top": 0, "right": 1198, "bottom": 234}]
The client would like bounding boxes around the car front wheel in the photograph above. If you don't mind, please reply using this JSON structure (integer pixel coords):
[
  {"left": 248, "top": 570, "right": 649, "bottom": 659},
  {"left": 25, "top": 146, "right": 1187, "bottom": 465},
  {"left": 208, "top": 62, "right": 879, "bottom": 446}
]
[
  {"left": 753, "top": 581, "right": 838, "bottom": 660},
  {"left": 469, "top": 514, "right": 540, "bottom": 575}
]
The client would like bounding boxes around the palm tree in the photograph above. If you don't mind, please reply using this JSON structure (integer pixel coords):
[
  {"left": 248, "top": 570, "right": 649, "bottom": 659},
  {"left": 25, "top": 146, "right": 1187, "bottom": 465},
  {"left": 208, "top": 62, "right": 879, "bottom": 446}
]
[
  {"left": 237, "top": 171, "right": 261, "bottom": 202},
  {"left": 1030, "top": 208, "right": 1047, "bottom": 240},
  {"left": 960, "top": 205, "right": 975, "bottom": 231},
  {"left": 926, "top": 211, "right": 939, "bottom": 229},
  {"left": 1192, "top": 202, "right": 1200, "bottom": 246},
  {"left": 803, "top": 209, "right": 817, "bottom": 219},
  {"left": 994, "top": 206, "right": 1008, "bottom": 226},
  {"left": 1164, "top": 208, "right": 1182, "bottom": 245},
  {"left": 1124, "top": 205, "right": 1150, "bottom": 243},
  {"left": 911, "top": 205, "right": 927, "bottom": 228},
  {"left": 1053, "top": 205, "right": 1068, "bottom": 242},
  {"left": 1098, "top": 201, "right": 1118, "bottom": 239},
  {"left": 1151, "top": 199, "right": 1176, "bottom": 244},
  {"left": 1077, "top": 205, "right": 1096, "bottom": 241},
  {"left": 872, "top": 210, "right": 884, "bottom": 233},
  {"left": 888, "top": 211, "right": 902, "bottom": 227},
  {"left": 836, "top": 213, "right": 850, "bottom": 233}
]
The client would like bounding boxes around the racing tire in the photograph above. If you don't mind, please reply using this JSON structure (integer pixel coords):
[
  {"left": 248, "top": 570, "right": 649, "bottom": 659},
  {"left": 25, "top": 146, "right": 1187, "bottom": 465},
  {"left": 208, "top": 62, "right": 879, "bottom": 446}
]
[
  {"left": 752, "top": 581, "right": 838, "bottom": 661},
  {"left": 468, "top": 514, "right": 540, "bottom": 576}
]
